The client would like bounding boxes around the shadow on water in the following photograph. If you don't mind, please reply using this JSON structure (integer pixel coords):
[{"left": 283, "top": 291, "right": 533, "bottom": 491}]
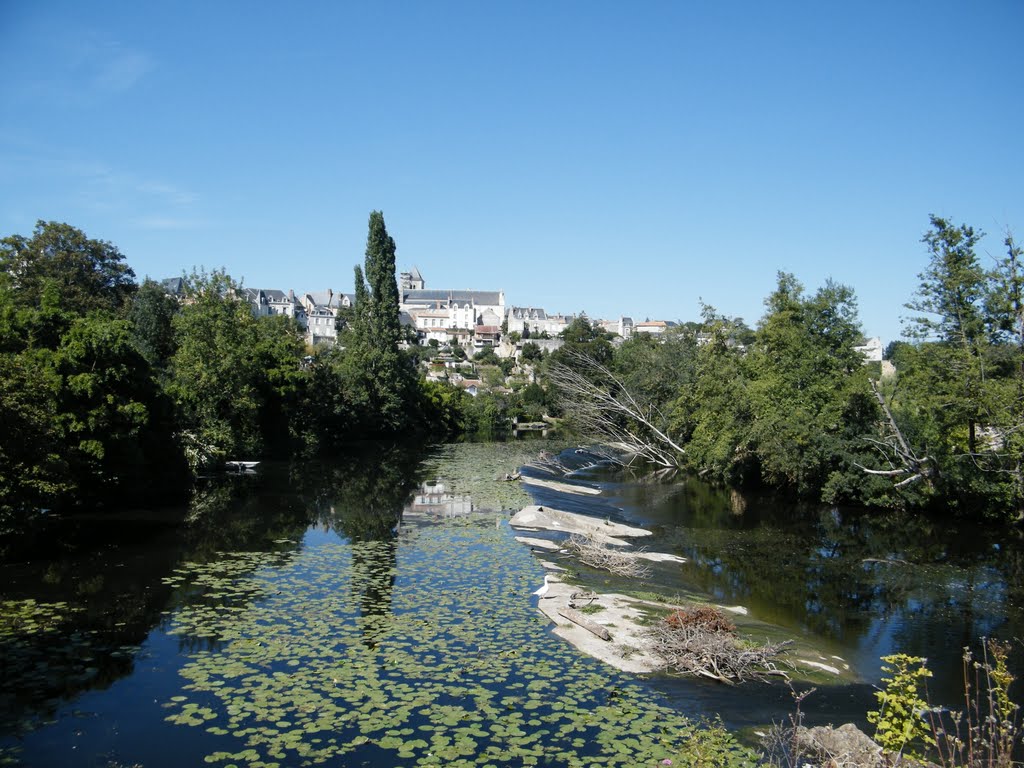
[{"left": 0, "top": 442, "right": 426, "bottom": 745}]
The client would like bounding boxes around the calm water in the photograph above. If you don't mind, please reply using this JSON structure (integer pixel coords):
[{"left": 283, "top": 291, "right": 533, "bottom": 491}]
[{"left": 2, "top": 442, "right": 1022, "bottom": 766}]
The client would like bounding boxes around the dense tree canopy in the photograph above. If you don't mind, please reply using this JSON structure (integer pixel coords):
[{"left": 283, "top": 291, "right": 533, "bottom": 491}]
[
  {"left": 0, "top": 220, "right": 136, "bottom": 315},
  {"left": 3, "top": 212, "right": 1023, "bottom": 536},
  {"left": 549, "top": 219, "right": 1023, "bottom": 519}
]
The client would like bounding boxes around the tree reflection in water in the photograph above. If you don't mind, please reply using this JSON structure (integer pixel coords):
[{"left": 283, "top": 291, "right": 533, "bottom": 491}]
[
  {"left": 292, "top": 443, "right": 426, "bottom": 650},
  {"left": 615, "top": 473, "right": 1024, "bottom": 701}
]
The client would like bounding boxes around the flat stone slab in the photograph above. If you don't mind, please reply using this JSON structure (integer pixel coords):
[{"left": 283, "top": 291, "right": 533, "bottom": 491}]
[
  {"left": 514, "top": 536, "right": 561, "bottom": 551},
  {"left": 510, "top": 506, "right": 652, "bottom": 547},
  {"left": 520, "top": 476, "right": 603, "bottom": 495},
  {"left": 529, "top": 575, "right": 660, "bottom": 674},
  {"left": 635, "top": 552, "right": 687, "bottom": 564}
]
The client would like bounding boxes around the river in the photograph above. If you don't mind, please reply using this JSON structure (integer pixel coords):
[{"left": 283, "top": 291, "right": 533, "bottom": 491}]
[{"left": 2, "top": 440, "right": 1021, "bottom": 766}]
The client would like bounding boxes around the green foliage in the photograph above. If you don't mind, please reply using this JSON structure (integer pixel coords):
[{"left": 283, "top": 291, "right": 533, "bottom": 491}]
[
  {"left": 614, "top": 329, "right": 697, "bottom": 416},
  {"left": 669, "top": 282, "right": 878, "bottom": 500},
  {"left": 883, "top": 218, "right": 1024, "bottom": 516},
  {"left": 867, "top": 653, "right": 935, "bottom": 759},
  {"left": 474, "top": 346, "right": 499, "bottom": 364},
  {"left": 0, "top": 345, "right": 69, "bottom": 529},
  {"left": 343, "top": 212, "right": 421, "bottom": 436},
  {"left": 129, "top": 278, "right": 178, "bottom": 368},
  {"left": 53, "top": 314, "right": 164, "bottom": 491},
  {"left": 0, "top": 220, "right": 136, "bottom": 316},
  {"left": 419, "top": 380, "right": 468, "bottom": 439},
  {"left": 553, "top": 316, "right": 613, "bottom": 366},
  {"left": 672, "top": 308, "right": 756, "bottom": 484},
  {"left": 904, "top": 216, "right": 987, "bottom": 345},
  {"left": 520, "top": 341, "right": 543, "bottom": 363},
  {"left": 463, "top": 390, "right": 512, "bottom": 435},
  {"left": 167, "top": 269, "right": 288, "bottom": 465}
]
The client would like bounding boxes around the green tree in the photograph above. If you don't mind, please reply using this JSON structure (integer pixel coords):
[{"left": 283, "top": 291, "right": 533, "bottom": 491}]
[
  {"left": 292, "top": 347, "right": 357, "bottom": 454},
  {"left": 167, "top": 270, "right": 267, "bottom": 466},
  {"left": 0, "top": 220, "right": 136, "bottom": 315},
  {"left": 0, "top": 343, "right": 67, "bottom": 530},
  {"left": 554, "top": 316, "right": 613, "bottom": 366},
  {"left": 251, "top": 313, "right": 307, "bottom": 453},
  {"left": 129, "top": 278, "right": 179, "bottom": 369},
  {"left": 902, "top": 216, "right": 991, "bottom": 452},
  {"left": 887, "top": 217, "right": 1022, "bottom": 513},
  {"left": 343, "top": 212, "right": 420, "bottom": 435},
  {"left": 904, "top": 216, "right": 987, "bottom": 346},
  {"left": 54, "top": 313, "right": 177, "bottom": 501},
  {"left": 672, "top": 305, "right": 757, "bottom": 485},
  {"left": 613, "top": 327, "right": 697, "bottom": 419},
  {"left": 520, "top": 341, "right": 543, "bottom": 363},
  {"left": 744, "top": 274, "right": 876, "bottom": 497}
]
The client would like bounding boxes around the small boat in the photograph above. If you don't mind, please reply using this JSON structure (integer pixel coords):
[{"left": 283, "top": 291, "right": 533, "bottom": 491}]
[{"left": 225, "top": 460, "right": 260, "bottom": 472}]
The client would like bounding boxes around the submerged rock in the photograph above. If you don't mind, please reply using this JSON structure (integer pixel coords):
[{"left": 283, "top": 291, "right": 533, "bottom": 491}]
[{"left": 510, "top": 505, "right": 651, "bottom": 545}]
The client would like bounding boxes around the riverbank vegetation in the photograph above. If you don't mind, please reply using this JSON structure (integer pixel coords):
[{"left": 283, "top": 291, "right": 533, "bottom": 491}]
[
  {"left": 0, "top": 214, "right": 502, "bottom": 544},
  {"left": 548, "top": 216, "right": 1023, "bottom": 520},
  {"left": 762, "top": 642, "right": 1021, "bottom": 768},
  {"left": 2, "top": 211, "right": 1021, "bottom": 547}
]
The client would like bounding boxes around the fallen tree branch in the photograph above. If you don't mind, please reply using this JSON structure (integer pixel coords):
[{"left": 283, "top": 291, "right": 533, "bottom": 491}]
[
  {"left": 857, "top": 379, "right": 935, "bottom": 490},
  {"left": 565, "top": 535, "right": 652, "bottom": 579},
  {"left": 557, "top": 607, "right": 612, "bottom": 641},
  {"left": 547, "top": 351, "right": 686, "bottom": 469},
  {"left": 642, "top": 608, "right": 792, "bottom": 683}
]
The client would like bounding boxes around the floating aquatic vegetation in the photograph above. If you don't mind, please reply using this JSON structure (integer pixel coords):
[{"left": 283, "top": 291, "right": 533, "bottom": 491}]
[
  {"left": 0, "top": 598, "right": 141, "bottom": 739},
  {"left": 162, "top": 515, "right": 757, "bottom": 766},
  {"left": 419, "top": 442, "right": 562, "bottom": 512}
]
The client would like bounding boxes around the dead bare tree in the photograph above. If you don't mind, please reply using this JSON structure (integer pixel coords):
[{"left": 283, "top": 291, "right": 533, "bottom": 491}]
[
  {"left": 547, "top": 350, "right": 686, "bottom": 469},
  {"left": 856, "top": 379, "right": 935, "bottom": 490}
]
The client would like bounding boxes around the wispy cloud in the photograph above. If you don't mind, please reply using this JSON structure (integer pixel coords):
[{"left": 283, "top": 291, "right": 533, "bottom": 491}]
[
  {"left": 90, "top": 46, "right": 153, "bottom": 94},
  {"left": 132, "top": 215, "right": 201, "bottom": 231},
  {"left": 5, "top": 25, "right": 156, "bottom": 107},
  {"left": 135, "top": 181, "right": 197, "bottom": 207},
  {"left": 0, "top": 139, "right": 203, "bottom": 234}
]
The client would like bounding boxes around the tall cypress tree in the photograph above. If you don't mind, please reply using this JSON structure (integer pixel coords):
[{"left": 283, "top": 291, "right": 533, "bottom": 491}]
[{"left": 347, "top": 211, "right": 417, "bottom": 434}]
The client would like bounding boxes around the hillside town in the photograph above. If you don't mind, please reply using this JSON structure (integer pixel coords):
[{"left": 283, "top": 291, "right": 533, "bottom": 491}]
[{"left": 163, "top": 266, "right": 884, "bottom": 375}]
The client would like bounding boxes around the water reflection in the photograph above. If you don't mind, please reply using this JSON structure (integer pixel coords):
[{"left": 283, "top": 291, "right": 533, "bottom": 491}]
[
  {"left": 406, "top": 481, "right": 475, "bottom": 519},
  {"left": 5, "top": 440, "right": 1024, "bottom": 763},
  {"left": 600, "top": 471, "right": 1024, "bottom": 703},
  {"left": 0, "top": 443, "right": 428, "bottom": 744}
]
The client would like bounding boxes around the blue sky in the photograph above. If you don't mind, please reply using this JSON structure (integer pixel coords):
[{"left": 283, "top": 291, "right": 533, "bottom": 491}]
[{"left": 2, "top": 2, "right": 1021, "bottom": 343}]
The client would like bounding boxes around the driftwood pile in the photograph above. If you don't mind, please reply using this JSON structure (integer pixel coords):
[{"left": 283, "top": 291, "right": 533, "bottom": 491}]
[
  {"left": 565, "top": 535, "right": 652, "bottom": 579},
  {"left": 643, "top": 605, "right": 791, "bottom": 684}
]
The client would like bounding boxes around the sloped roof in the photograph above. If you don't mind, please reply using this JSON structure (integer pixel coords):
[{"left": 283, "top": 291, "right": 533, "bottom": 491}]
[
  {"left": 262, "top": 289, "right": 291, "bottom": 303},
  {"left": 509, "top": 306, "right": 547, "bottom": 320},
  {"left": 305, "top": 290, "right": 346, "bottom": 309},
  {"left": 403, "top": 289, "right": 502, "bottom": 306},
  {"left": 161, "top": 276, "right": 186, "bottom": 295}
]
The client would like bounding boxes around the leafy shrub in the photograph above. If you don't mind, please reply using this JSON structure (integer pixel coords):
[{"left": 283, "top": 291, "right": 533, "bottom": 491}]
[{"left": 867, "top": 653, "right": 935, "bottom": 760}]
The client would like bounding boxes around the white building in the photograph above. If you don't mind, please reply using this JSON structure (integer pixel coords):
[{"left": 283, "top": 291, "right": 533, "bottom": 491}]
[
  {"left": 505, "top": 306, "right": 574, "bottom": 337},
  {"left": 855, "top": 337, "right": 883, "bottom": 363}
]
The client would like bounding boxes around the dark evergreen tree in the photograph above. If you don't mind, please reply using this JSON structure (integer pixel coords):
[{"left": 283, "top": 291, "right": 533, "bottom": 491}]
[{"left": 344, "top": 211, "right": 420, "bottom": 435}]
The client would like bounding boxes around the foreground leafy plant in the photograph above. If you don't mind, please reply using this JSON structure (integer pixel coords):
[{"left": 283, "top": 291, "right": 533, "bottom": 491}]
[{"left": 867, "top": 653, "right": 935, "bottom": 760}]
